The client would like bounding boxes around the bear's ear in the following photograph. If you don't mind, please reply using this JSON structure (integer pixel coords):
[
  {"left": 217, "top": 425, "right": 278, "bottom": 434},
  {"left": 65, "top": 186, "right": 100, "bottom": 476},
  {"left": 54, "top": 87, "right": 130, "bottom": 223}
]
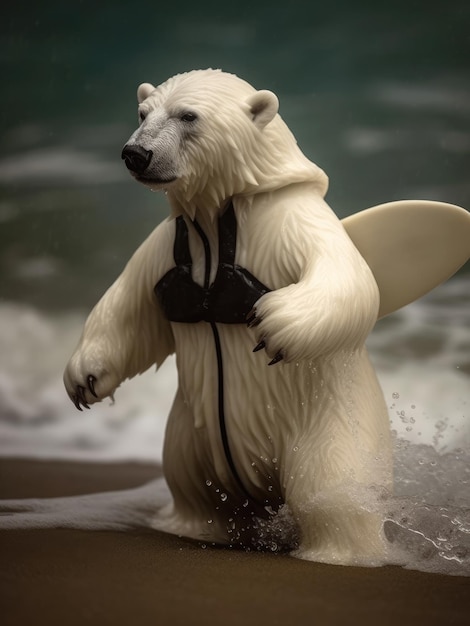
[
  {"left": 246, "top": 90, "right": 279, "bottom": 129},
  {"left": 137, "top": 83, "right": 155, "bottom": 103}
]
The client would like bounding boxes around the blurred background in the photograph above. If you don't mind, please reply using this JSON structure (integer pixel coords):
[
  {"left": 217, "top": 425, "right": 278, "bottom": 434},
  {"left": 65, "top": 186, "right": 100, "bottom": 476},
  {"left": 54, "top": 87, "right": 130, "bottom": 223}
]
[{"left": 0, "top": 0, "right": 469, "bottom": 462}]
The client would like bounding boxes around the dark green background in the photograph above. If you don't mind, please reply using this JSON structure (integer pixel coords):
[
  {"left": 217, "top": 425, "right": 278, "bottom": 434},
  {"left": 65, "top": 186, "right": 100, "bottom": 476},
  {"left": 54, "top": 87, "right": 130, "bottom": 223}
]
[{"left": 1, "top": 0, "right": 469, "bottom": 310}]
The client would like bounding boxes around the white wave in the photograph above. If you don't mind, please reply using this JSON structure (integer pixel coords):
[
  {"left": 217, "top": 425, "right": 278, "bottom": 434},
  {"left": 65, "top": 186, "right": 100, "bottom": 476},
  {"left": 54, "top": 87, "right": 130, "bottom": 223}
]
[
  {"left": 0, "top": 478, "right": 171, "bottom": 532},
  {"left": 0, "top": 147, "right": 122, "bottom": 185},
  {"left": 373, "top": 82, "right": 470, "bottom": 114},
  {"left": 343, "top": 126, "right": 470, "bottom": 156},
  {"left": 0, "top": 303, "right": 176, "bottom": 462}
]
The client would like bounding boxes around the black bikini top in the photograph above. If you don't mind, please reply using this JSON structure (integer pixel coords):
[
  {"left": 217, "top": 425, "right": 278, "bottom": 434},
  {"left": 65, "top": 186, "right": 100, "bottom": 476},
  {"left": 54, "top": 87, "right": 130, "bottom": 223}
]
[{"left": 154, "top": 202, "right": 271, "bottom": 324}]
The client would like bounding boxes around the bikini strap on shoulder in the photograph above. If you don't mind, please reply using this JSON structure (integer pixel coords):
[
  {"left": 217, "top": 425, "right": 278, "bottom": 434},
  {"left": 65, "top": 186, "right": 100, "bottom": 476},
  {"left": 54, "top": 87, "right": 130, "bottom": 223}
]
[
  {"left": 173, "top": 216, "right": 192, "bottom": 266},
  {"left": 218, "top": 200, "right": 237, "bottom": 266}
]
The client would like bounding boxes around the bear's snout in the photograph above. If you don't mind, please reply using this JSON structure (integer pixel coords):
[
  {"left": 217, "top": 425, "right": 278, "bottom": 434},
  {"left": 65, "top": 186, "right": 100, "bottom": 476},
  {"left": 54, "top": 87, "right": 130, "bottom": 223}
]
[{"left": 121, "top": 145, "right": 153, "bottom": 174}]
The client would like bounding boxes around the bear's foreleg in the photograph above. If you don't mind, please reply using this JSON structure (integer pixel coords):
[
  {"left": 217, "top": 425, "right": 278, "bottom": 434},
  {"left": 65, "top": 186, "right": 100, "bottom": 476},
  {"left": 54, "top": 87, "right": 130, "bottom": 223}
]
[{"left": 64, "top": 225, "right": 175, "bottom": 409}]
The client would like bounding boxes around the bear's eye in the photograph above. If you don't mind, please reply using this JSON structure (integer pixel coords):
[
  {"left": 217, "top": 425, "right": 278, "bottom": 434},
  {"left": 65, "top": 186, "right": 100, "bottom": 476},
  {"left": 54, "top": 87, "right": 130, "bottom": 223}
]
[
  {"left": 180, "top": 112, "right": 197, "bottom": 123},
  {"left": 139, "top": 110, "right": 147, "bottom": 123}
]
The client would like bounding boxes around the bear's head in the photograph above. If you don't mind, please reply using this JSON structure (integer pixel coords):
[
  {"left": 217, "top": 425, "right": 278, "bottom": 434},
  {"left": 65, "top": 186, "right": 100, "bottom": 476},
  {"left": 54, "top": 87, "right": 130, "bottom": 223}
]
[{"left": 122, "top": 69, "right": 327, "bottom": 216}]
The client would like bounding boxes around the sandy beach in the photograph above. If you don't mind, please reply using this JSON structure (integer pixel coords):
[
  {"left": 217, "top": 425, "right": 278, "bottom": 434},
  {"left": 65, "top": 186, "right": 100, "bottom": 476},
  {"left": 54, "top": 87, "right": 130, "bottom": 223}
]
[{"left": 1, "top": 458, "right": 470, "bottom": 626}]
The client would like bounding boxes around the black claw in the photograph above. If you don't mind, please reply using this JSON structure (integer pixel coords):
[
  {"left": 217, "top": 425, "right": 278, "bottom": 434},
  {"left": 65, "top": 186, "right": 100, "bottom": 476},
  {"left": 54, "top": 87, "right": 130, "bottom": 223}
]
[
  {"left": 77, "top": 386, "right": 90, "bottom": 409},
  {"left": 246, "top": 307, "right": 263, "bottom": 328},
  {"left": 246, "top": 313, "right": 256, "bottom": 326},
  {"left": 253, "top": 340, "right": 266, "bottom": 353},
  {"left": 268, "top": 351, "right": 284, "bottom": 366},
  {"left": 247, "top": 316, "right": 262, "bottom": 328},
  {"left": 72, "top": 394, "right": 83, "bottom": 411},
  {"left": 87, "top": 375, "right": 98, "bottom": 398}
]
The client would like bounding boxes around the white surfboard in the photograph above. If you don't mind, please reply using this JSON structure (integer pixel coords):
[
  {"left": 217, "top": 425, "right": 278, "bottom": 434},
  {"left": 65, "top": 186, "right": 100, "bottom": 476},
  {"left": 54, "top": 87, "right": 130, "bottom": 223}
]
[{"left": 342, "top": 200, "right": 470, "bottom": 319}]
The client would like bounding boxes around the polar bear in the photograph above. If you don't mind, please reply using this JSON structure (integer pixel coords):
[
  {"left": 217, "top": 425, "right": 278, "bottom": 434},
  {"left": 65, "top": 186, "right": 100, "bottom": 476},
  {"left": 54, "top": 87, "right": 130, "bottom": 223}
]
[{"left": 64, "top": 69, "right": 392, "bottom": 565}]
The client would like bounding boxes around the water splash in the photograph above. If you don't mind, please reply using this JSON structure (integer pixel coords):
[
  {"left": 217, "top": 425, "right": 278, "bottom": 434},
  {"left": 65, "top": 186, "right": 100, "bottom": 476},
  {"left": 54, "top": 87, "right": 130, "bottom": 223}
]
[
  {"left": 382, "top": 438, "right": 470, "bottom": 575},
  {"left": 1, "top": 437, "right": 469, "bottom": 575}
]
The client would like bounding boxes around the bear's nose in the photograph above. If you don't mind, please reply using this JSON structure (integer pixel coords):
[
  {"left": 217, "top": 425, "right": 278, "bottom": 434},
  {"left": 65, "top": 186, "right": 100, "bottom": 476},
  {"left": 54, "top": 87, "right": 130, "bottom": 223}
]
[{"left": 121, "top": 145, "right": 153, "bottom": 174}]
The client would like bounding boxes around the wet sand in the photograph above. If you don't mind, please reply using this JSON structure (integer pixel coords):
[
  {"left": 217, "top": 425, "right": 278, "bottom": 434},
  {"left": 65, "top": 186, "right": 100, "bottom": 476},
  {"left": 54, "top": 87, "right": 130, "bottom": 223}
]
[{"left": 1, "top": 459, "right": 470, "bottom": 626}]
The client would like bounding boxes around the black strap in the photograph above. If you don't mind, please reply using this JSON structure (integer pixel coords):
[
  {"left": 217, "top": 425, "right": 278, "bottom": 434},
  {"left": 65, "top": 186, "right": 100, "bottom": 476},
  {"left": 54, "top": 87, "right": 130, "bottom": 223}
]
[
  {"left": 173, "top": 216, "right": 192, "bottom": 267},
  {"left": 210, "top": 321, "right": 253, "bottom": 502},
  {"left": 218, "top": 202, "right": 237, "bottom": 266},
  {"left": 192, "top": 218, "right": 212, "bottom": 289},
  {"left": 191, "top": 213, "right": 254, "bottom": 503}
]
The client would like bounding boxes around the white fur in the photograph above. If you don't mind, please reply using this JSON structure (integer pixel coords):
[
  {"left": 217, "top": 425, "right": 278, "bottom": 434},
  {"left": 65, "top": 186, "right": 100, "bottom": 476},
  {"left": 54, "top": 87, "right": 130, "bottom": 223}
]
[{"left": 64, "top": 69, "right": 392, "bottom": 565}]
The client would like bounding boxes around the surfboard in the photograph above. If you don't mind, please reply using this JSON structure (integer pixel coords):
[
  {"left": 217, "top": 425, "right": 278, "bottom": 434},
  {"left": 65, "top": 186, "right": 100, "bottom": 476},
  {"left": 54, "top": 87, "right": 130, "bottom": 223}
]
[{"left": 342, "top": 200, "right": 470, "bottom": 319}]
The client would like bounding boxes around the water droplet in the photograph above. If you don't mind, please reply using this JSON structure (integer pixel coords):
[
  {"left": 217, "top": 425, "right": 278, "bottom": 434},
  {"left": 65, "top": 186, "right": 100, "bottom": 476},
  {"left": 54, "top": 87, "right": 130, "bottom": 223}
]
[
  {"left": 242, "top": 499, "right": 249, "bottom": 507},
  {"left": 272, "top": 457, "right": 278, "bottom": 464},
  {"left": 205, "top": 480, "right": 212, "bottom": 487},
  {"left": 207, "top": 519, "right": 213, "bottom": 524},
  {"left": 220, "top": 493, "right": 228, "bottom": 502},
  {"left": 392, "top": 392, "right": 400, "bottom": 400},
  {"left": 201, "top": 543, "right": 207, "bottom": 549},
  {"left": 293, "top": 446, "right": 299, "bottom": 452}
]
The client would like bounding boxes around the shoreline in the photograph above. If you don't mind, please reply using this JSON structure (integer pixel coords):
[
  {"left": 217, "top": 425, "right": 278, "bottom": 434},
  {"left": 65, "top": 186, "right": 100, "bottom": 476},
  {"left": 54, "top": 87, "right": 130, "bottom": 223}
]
[{"left": 1, "top": 458, "right": 470, "bottom": 626}]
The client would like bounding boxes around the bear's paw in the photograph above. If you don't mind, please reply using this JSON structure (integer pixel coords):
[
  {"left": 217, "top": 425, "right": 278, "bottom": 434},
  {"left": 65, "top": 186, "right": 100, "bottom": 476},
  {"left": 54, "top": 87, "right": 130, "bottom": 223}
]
[
  {"left": 63, "top": 348, "right": 122, "bottom": 410},
  {"left": 247, "top": 285, "right": 335, "bottom": 364}
]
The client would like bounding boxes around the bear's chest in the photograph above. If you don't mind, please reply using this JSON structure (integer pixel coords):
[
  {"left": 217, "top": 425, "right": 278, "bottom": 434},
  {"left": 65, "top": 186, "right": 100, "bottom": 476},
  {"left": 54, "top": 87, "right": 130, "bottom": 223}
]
[
  {"left": 155, "top": 202, "right": 292, "bottom": 324},
  {"left": 154, "top": 202, "right": 299, "bottom": 499}
]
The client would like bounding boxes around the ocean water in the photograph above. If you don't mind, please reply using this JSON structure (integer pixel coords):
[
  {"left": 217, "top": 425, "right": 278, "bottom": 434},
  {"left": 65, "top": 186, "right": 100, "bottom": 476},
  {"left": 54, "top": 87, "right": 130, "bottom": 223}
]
[{"left": 1, "top": 0, "right": 469, "bottom": 576}]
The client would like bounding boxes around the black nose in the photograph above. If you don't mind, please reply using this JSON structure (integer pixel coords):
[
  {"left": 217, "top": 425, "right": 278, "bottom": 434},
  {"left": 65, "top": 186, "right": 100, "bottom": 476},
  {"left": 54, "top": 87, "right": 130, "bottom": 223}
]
[{"left": 121, "top": 145, "right": 153, "bottom": 174}]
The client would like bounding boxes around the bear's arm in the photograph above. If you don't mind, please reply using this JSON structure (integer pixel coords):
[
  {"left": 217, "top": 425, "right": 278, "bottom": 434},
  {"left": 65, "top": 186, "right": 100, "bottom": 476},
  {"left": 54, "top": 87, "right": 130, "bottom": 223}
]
[
  {"left": 64, "top": 219, "right": 176, "bottom": 407},
  {"left": 251, "top": 193, "right": 380, "bottom": 363}
]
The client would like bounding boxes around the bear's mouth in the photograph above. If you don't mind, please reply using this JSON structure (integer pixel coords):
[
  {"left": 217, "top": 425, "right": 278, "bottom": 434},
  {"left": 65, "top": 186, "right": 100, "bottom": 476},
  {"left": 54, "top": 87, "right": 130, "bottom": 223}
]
[{"left": 134, "top": 174, "right": 178, "bottom": 186}]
